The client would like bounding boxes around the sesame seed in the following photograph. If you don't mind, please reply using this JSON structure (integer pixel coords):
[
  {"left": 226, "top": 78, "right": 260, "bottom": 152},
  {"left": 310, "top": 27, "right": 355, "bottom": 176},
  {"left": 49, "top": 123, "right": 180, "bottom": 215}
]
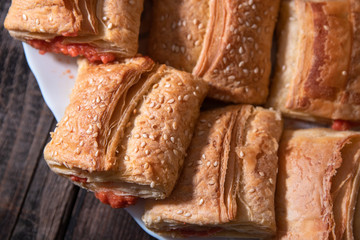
[
  {"left": 124, "top": 155, "right": 130, "bottom": 161},
  {"left": 184, "top": 213, "right": 191, "bottom": 217},
  {"left": 249, "top": 0, "right": 253, "bottom": 5},
  {"left": 243, "top": 69, "right": 249, "bottom": 75},
  {"left": 214, "top": 161, "right": 219, "bottom": 167},
  {"left": 193, "top": 19, "right": 198, "bottom": 25},
  {"left": 187, "top": 34, "right": 192, "bottom": 40},
  {"left": 22, "top": 14, "right": 28, "bottom": 21},
  {"left": 107, "top": 23, "right": 113, "bottom": 29},
  {"left": 173, "top": 149, "right": 178, "bottom": 155},
  {"left": 144, "top": 162, "right": 149, "bottom": 168},
  {"left": 178, "top": 95, "right": 182, "bottom": 101},
  {"left": 194, "top": 40, "right": 200, "bottom": 46},
  {"left": 150, "top": 181, "right": 155, "bottom": 188},
  {"left": 226, "top": 43, "right": 231, "bottom": 50},
  {"left": 282, "top": 65, "right": 287, "bottom": 71},
  {"left": 149, "top": 102, "right": 155, "bottom": 108},
  {"left": 172, "top": 122, "right": 177, "bottom": 130},
  {"left": 198, "top": 23, "right": 203, "bottom": 29},
  {"left": 259, "top": 171, "right": 265, "bottom": 177},
  {"left": 163, "top": 134, "right": 168, "bottom": 140},
  {"left": 249, "top": 188, "right": 255, "bottom": 193},
  {"left": 102, "top": 16, "right": 108, "bottom": 21},
  {"left": 165, "top": 83, "right": 171, "bottom": 88},
  {"left": 167, "top": 98, "right": 175, "bottom": 104},
  {"left": 199, "top": 199, "right": 204, "bottom": 205},
  {"left": 207, "top": 161, "right": 211, "bottom": 167},
  {"left": 142, "top": 134, "right": 148, "bottom": 138},
  {"left": 254, "top": 67, "right": 259, "bottom": 74},
  {"left": 94, "top": 141, "right": 98, "bottom": 148},
  {"left": 129, "top": 0, "right": 135, "bottom": 4},
  {"left": 36, "top": 19, "right": 40, "bottom": 25},
  {"left": 170, "top": 137, "right": 175, "bottom": 143},
  {"left": 141, "top": 142, "right": 146, "bottom": 147},
  {"left": 183, "top": 95, "right": 190, "bottom": 101},
  {"left": 228, "top": 75, "right": 236, "bottom": 81},
  {"left": 180, "top": 47, "right": 185, "bottom": 54},
  {"left": 149, "top": 135, "right": 155, "bottom": 140},
  {"left": 208, "top": 180, "right": 215, "bottom": 185},
  {"left": 239, "top": 61, "right": 245, "bottom": 67},
  {"left": 223, "top": 57, "right": 227, "bottom": 64},
  {"left": 177, "top": 210, "right": 183, "bottom": 214},
  {"left": 177, "top": 20, "right": 182, "bottom": 26},
  {"left": 193, "top": 91, "right": 197, "bottom": 96},
  {"left": 153, "top": 83, "right": 159, "bottom": 89},
  {"left": 95, "top": 151, "right": 99, "bottom": 157},
  {"left": 145, "top": 150, "right": 150, "bottom": 155},
  {"left": 342, "top": 71, "right": 347, "bottom": 76},
  {"left": 269, "top": 178, "right": 273, "bottom": 184},
  {"left": 79, "top": 141, "right": 84, "bottom": 147},
  {"left": 134, "top": 134, "right": 140, "bottom": 138},
  {"left": 240, "top": 151, "right": 245, "bottom": 157},
  {"left": 239, "top": 47, "right": 244, "bottom": 54}
]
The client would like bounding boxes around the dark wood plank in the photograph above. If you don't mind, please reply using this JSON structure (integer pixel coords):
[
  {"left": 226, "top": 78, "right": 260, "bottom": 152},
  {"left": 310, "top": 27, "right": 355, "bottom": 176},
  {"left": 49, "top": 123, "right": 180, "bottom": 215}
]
[
  {"left": 65, "top": 190, "right": 156, "bottom": 240},
  {"left": 11, "top": 121, "right": 79, "bottom": 240}
]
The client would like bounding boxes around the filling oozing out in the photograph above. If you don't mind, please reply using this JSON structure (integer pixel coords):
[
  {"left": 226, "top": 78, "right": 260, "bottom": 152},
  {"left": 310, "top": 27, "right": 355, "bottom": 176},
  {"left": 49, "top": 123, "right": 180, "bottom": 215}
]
[{"left": 27, "top": 37, "right": 116, "bottom": 64}]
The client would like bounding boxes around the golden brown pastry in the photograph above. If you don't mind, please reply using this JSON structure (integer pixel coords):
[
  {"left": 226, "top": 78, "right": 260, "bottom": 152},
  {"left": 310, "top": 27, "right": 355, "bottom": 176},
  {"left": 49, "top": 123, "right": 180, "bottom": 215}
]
[
  {"left": 149, "top": 0, "right": 280, "bottom": 104},
  {"left": 4, "top": 0, "right": 144, "bottom": 63},
  {"left": 268, "top": 0, "right": 360, "bottom": 122},
  {"left": 276, "top": 128, "right": 360, "bottom": 240},
  {"left": 142, "top": 105, "right": 283, "bottom": 238},
  {"left": 43, "top": 56, "right": 208, "bottom": 207}
]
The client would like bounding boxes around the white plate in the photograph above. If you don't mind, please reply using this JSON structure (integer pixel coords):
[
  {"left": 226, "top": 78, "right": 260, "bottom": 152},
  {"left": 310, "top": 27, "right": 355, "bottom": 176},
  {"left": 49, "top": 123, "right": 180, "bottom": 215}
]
[{"left": 23, "top": 43, "right": 240, "bottom": 240}]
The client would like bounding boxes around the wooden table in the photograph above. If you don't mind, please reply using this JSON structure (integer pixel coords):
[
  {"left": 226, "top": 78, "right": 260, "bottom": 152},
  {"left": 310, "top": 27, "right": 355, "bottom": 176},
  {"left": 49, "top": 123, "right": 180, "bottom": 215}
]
[{"left": 0, "top": 1, "right": 155, "bottom": 239}]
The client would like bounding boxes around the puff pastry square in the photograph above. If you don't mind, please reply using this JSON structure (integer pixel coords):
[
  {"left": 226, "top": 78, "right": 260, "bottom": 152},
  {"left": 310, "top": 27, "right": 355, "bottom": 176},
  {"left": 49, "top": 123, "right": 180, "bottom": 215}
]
[
  {"left": 4, "top": 0, "right": 144, "bottom": 63},
  {"left": 142, "top": 105, "right": 283, "bottom": 238},
  {"left": 43, "top": 57, "right": 208, "bottom": 206},
  {"left": 276, "top": 129, "right": 360, "bottom": 239},
  {"left": 268, "top": 0, "right": 360, "bottom": 122},
  {"left": 149, "top": 0, "right": 280, "bottom": 104}
]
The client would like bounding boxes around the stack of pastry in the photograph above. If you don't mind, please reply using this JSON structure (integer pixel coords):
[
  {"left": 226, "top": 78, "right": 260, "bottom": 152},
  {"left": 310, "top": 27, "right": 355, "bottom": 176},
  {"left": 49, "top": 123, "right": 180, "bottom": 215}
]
[{"left": 4, "top": 0, "right": 360, "bottom": 239}]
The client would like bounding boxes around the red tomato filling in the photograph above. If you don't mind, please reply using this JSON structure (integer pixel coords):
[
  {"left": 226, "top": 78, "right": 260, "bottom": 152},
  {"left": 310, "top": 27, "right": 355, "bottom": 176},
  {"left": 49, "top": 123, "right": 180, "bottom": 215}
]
[
  {"left": 70, "top": 175, "right": 87, "bottom": 183},
  {"left": 27, "top": 37, "right": 116, "bottom": 64},
  {"left": 331, "top": 120, "right": 351, "bottom": 131},
  {"left": 95, "top": 191, "right": 138, "bottom": 208}
]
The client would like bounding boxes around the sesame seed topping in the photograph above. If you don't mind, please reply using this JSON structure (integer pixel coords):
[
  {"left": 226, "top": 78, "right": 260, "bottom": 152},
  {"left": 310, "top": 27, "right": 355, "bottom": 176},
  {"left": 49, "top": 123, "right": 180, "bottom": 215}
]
[
  {"left": 194, "top": 40, "right": 200, "bottom": 46},
  {"left": 177, "top": 210, "right": 183, "bottom": 214},
  {"left": 282, "top": 65, "right": 287, "bottom": 71},
  {"left": 183, "top": 95, "right": 190, "bottom": 101},
  {"left": 226, "top": 43, "right": 231, "bottom": 50},
  {"left": 172, "top": 122, "right": 177, "bottom": 130},
  {"left": 163, "top": 134, "right": 168, "bottom": 140},
  {"left": 240, "top": 151, "right": 245, "bottom": 157},
  {"left": 239, "top": 47, "right": 244, "bottom": 54},
  {"left": 141, "top": 142, "right": 146, "bottom": 147},
  {"left": 22, "top": 14, "right": 28, "bottom": 21},
  {"left": 170, "top": 137, "right": 175, "bottom": 143},
  {"left": 254, "top": 67, "right": 259, "bottom": 74},
  {"left": 149, "top": 102, "right": 155, "bottom": 108},
  {"left": 102, "top": 16, "right": 108, "bottom": 21},
  {"left": 187, "top": 34, "right": 192, "bottom": 40},
  {"left": 198, "top": 23, "right": 203, "bottom": 29},
  {"left": 144, "top": 162, "right": 149, "bottom": 168},
  {"left": 145, "top": 150, "right": 150, "bottom": 155},
  {"left": 199, "top": 199, "right": 204, "bottom": 205},
  {"left": 249, "top": 188, "right": 255, "bottom": 193},
  {"left": 269, "top": 178, "right": 273, "bottom": 184},
  {"left": 207, "top": 161, "right": 211, "bottom": 167},
  {"left": 239, "top": 61, "right": 245, "bottom": 67},
  {"left": 150, "top": 181, "right": 155, "bottom": 188},
  {"left": 107, "top": 23, "right": 113, "bottom": 29},
  {"left": 165, "top": 83, "right": 171, "bottom": 88},
  {"left": 342, "top": 71, "right": 347, "bottom": 76},
  {"left": 79, "top": 141, "right": 84, "bottom": 147},
  {"left": 214, "top": 161, "right": 219, "bottom": 167},
  {"left": 36, "top": 19, "right": 40, "bottom": 25},
  {"left": 173, "top": 149, "right": 178, "bottom": 155},
  {"left": 259, "top": 171, "right": 265, "bottom": 177},
  {"left": 134, "top": 134, "right": 140, "bottom": 138},
  {"left": 167, "top": 98, "right": 175, "bottom": 104},
  {"left": 228, "top": 75, "right": 236, "bottom": 81},
  {"left": 193, "top": 19, "right": 198, "bottom": 25},
  {"left": 184, "top": 213, "right": 191, "bottom": 217},
  {"left": 75, "top": 148, "right": 81, "bottom": 154},
  {"left": 149, "top": 135, "right": 155, "bottom": 140},
  {"left": 142, "top": 134, "right": 148, "bottom": 138},
  {"left": 95, "top": 151, "right": 99, "bottom": 157},
  {"left": 124, "top": 155, "right": 130, "bottom": 161}
]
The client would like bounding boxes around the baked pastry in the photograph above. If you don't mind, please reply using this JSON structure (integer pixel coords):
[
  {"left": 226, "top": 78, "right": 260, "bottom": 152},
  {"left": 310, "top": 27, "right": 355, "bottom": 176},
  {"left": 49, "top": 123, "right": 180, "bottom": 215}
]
[
  {"left": 142, "top": 105, "right": 283, "bottom": 238},
  {"left": 268, "top": 0, "right": 360, "bottom": 123},
  {"left": 276, "top": 128, "right": 360, "bottom": 239},
  {"left": 43, "top": 56, "right": 208, "bottom": 207},
  {"left": 4, "top": 0, "right": 144, "bottom": 63},
  {"left": 149, "top": 0, "right": 280, "bottom": 104}
]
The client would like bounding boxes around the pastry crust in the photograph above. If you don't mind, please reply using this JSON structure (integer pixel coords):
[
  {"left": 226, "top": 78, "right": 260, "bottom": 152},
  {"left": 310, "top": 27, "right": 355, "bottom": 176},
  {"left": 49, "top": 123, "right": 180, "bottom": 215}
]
[
  {"left": 142, "top": 105, "right": 283, "bottom": 238},
  {"left": 4, "top": 0, "right": 143, "bottom": 59},
  {"left": 43, "top": 57, "right": 208, "bottom": 200},
  {"left": 149, "top": 0, "right": 280, "bottom": 104},
  {"left": 276, "top": 129, "right": 360, "bottom": 239},
  {"left": 268, "top": 0, "right": 360, "bottom": 122}
]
